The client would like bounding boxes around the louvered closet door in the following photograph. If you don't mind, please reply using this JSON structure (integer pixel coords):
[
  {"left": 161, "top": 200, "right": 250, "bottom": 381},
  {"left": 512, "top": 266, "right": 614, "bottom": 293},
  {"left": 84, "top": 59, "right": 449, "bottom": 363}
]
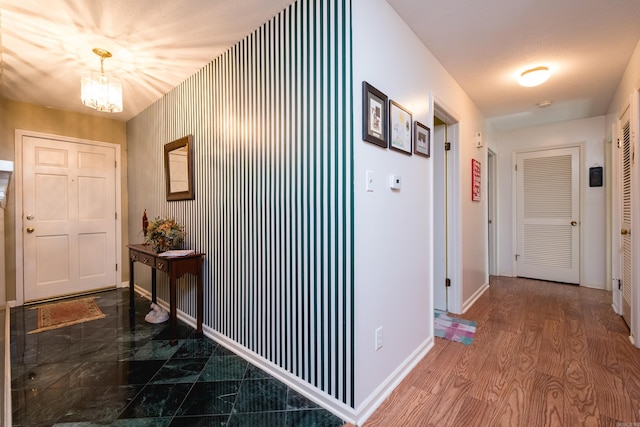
[
  {"left": 620, "top": 107, "right": 632, "bottom": 327},
  {"left": 516, "top": 147, "right": 580, "bottom": 284}
]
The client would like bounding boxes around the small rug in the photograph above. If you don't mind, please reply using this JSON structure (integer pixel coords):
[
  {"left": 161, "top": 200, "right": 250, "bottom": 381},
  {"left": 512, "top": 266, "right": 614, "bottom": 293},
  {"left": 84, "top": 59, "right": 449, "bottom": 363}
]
[
  {"left": 434, "top": 309, "right": 477, "bottom": 345},
  {"left": 28, "top": 297, "right": 105, "bottom": 334}
]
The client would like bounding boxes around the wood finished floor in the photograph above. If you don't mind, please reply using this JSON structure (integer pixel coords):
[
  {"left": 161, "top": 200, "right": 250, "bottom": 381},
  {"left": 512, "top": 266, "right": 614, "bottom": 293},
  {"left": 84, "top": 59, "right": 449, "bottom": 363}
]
[{"left": 361, "top": 276, "right": 640, "bottom": 427}]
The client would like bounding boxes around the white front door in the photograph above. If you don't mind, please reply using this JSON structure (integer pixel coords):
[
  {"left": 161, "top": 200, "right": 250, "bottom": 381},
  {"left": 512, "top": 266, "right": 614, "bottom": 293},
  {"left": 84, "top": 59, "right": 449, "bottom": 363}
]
[
  {"left": 516, "top": 147, "right": 580, "bottom": 284},
  {"left": 22, "top": 136, "right": 117, "bottom": 301}
]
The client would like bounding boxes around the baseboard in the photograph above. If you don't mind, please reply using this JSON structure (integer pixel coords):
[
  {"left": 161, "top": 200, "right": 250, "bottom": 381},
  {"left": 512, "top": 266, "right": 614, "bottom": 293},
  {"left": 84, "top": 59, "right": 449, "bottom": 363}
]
[
  {"left": 130, "top": 282, "right": 434, "bottom": 425},
  {"left": 132, "top": 283, "right": 359, "bottom": 424},
  {"left": 353, "top": 337, "right": 434, "bottom": 426},
  {"left": 203, "top": 324, "right": 358, "bottom": 425},
  {"left": 611, "top": 303, "right": 622, "bottom": 315},
  {"left": 581, "top": 282, "right": 606, "bottom": 290},
  {"left": 6, "top": 300, "right": 16, "bottom": 308},
  {"left": 462, "top": 281, "right": 490, "bottom": 314}
]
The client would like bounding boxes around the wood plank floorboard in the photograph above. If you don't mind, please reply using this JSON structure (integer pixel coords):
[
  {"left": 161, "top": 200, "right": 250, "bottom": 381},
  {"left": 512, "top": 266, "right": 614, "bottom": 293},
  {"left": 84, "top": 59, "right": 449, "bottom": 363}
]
[{"left": 361, "top": 276, "right": 640, "bottom": 427}]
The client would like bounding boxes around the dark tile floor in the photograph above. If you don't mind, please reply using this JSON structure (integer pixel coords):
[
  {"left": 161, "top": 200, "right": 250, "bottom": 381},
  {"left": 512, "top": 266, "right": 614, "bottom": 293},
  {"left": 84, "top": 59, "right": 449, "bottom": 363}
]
[{"left": 10, "top": 289, "right": 345, "bottom": 426}]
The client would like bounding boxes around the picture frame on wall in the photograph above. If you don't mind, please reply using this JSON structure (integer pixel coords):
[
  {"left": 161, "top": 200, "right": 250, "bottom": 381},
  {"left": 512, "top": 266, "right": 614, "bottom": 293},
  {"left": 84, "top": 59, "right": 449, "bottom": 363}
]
[
  {"left": 362, "top": 81, "right": 388, "bottom": 148},
  {"left": 471, "top": 158, "right": 481, "bottom": 201},
  {"left": 389, "top": 100, "right": 412, "bottom": 155},
  {"left": 414, "top": 121, "right": 430, "bottom": 158}
]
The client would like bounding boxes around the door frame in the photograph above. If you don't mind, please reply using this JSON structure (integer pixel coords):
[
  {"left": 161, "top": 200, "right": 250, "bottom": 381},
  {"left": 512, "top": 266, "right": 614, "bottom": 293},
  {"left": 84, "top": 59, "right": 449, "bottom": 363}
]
[
  {"left": 632, "top": 88, "right": 640, "bottom": 346},
  {"left": 487, "top": 149, "right": 498, "bottom": 276},
  {"left": 14, "top": 130, "right": 122, "bottom": 306},
  {"left": 511, "top": 143, "right": 585, "bottom": 285},
  {"left": 614, "top": 90, "right": 640, "bottom": 346},
  {"left": 433, "top": 100, "right": 462, "bottom": 314}
]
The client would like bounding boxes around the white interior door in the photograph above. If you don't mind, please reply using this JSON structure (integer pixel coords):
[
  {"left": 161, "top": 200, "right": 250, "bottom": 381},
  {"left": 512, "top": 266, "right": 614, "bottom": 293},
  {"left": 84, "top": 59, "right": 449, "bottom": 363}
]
[
  {"left": 516, "top": 147, "right": 580, "bottom": 284},
  {"left": 433, "top": 121, "right": 448, "bottom": 311},
  {"left": 619, "top": 107, "right": 632, "bottom": 327},
  {"left": 488, "top": 150, "right": 497, "bottom": 276},
  {"left": 22, "top": 136, "right": 117, "bottom": 301}
]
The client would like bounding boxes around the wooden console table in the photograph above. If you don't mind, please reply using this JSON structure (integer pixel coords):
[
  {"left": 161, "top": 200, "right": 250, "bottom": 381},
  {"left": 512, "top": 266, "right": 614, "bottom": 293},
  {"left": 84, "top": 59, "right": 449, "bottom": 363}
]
[{"left": 128, "top": 244, "right": 204, "bottom": 345}]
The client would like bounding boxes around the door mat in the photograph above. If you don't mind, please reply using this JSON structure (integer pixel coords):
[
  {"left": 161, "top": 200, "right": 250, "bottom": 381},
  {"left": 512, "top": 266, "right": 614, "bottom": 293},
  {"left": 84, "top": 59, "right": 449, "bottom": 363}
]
[
  {"left": 434, "top": 309, "right": 477, "bottom": 345},
  {"left": 28, "top": 297, "right": 105, "bottom": 334}
]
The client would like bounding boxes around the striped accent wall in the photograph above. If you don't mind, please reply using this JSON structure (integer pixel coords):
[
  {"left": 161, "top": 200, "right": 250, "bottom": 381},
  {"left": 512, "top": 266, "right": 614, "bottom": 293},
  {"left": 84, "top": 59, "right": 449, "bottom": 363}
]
[{"left": 127, "top": 0, "right": 354, "bottom": 407}]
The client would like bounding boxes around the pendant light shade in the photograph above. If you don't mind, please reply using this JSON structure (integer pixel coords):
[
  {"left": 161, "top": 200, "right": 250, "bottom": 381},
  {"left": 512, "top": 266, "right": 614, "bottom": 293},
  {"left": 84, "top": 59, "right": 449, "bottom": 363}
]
[{"left": 81, "top": 48, "right": 123, "bottom": 113}]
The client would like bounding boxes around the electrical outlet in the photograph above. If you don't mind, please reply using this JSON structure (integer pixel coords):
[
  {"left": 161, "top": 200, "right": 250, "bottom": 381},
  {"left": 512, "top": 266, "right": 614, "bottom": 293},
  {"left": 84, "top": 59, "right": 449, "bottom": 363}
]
[{"left": 375, "top": 326, "right": 383, "bottom": 350}]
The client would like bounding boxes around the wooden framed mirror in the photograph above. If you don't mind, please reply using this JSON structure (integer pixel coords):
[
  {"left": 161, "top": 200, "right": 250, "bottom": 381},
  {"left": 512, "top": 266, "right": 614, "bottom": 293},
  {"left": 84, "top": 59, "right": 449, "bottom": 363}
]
[{"left": 164, "top": 135, "right": 194, "bottom": 201}]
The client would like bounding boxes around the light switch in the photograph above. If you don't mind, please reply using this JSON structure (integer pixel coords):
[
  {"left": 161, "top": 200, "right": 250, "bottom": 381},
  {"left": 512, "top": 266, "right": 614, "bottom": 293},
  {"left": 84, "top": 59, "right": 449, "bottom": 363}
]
[{"left": 366, "top": 170, "right": 374, "bottom": 192}]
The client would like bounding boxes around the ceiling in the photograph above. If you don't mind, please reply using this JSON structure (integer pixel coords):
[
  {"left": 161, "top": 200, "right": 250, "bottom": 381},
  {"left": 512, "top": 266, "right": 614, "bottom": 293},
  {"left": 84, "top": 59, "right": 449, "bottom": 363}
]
[
  {"left": 1, "top": 0, "right": 640, "bottom": 130},
  {"left": 387, "top": 0, "right": 640, "bottom": 130},
  {"left": 0, "top": 0, "right": 294, "bottom": 121}
]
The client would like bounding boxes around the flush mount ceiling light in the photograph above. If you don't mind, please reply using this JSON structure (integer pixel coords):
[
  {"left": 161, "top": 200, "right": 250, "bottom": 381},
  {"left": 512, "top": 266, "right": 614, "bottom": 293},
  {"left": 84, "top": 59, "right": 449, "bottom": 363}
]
[
  {"left": 518, "top": 66, "right": 550, "bottom": 87},
  {"left": 81, "top": 48, "right": 123, "bottom": 113}
]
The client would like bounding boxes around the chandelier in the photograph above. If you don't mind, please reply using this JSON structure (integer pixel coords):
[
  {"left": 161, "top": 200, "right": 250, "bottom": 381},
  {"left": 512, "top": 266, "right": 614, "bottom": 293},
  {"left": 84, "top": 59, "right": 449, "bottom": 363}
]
[{"left": 80, "top": 48, "right": 123, "bottom": 113}]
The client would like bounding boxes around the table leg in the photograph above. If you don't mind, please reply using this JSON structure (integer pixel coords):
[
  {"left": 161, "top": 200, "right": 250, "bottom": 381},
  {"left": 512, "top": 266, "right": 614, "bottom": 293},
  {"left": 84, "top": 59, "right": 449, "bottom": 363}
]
[
  {"left": 151, "top": 268, "right": 157, "bottom": 304},
  {"left": 170, "top": 275, "right": 178, "bottom": 345},
  {"left": 196, "top": 258, "right": 203, "bottom": 336},
  {"left": 129, "top": 258, "right": 135, "bottom": 316}
]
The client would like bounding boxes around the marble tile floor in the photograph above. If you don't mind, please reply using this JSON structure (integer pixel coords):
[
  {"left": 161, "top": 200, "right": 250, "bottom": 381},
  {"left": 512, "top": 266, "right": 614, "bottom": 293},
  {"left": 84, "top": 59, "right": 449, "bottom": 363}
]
[{"left": 10, "top": 289, "right": 345, "bottom": 427}]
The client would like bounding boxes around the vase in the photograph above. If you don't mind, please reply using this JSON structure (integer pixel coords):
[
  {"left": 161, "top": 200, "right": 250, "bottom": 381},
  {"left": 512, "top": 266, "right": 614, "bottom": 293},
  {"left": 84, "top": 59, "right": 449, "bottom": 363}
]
[
  {"left": 150, "top": 237, "right": 182, "bottom": 253},
  {"left": 151, "top": 238, "right": 168, "bottom": 253}
]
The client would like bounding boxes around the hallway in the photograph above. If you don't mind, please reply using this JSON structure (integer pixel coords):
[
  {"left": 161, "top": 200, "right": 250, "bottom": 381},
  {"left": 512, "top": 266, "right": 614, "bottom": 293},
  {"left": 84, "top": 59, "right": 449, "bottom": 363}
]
[{"left": 364, "top": 276, "right": 639, "bottom": 426}]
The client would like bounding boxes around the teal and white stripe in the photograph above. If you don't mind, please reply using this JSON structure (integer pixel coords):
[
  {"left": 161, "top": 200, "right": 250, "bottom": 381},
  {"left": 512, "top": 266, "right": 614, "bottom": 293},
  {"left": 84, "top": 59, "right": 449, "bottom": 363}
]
[{"left": 128, "top": 0, "right": 354, "bottom": 407}]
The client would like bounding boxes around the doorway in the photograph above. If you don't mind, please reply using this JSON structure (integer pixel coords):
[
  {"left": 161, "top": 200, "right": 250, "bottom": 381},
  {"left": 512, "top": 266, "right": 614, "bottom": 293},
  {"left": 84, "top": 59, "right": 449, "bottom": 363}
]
[
  {"left": 433, "top": 104, "right": 460, "bottom": 313},
  {"left": 515, "top": 146, "right": 581, "bottom": 284},
  {"left": 488, "top": 149, "right": 497, "bottom": 276},
  {"left": 618, "top": 106, "right": 632, "bottom": 327},
  {"left": 15, "top": 131, "right": 122, "bottom": 304}
]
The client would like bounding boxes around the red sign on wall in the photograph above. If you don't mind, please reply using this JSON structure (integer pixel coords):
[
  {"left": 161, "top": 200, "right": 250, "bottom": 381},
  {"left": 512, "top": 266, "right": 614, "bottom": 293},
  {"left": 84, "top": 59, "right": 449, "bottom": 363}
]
[{"left": 471, "top": 159, "right": 481, "bottom": 201}]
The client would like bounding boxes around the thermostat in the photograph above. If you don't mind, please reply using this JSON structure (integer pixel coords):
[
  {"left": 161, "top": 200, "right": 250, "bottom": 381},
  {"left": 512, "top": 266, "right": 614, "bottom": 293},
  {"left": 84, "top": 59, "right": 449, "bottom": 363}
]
[{"left": 389, "top": 175, "right": 401, "bottom": 190}]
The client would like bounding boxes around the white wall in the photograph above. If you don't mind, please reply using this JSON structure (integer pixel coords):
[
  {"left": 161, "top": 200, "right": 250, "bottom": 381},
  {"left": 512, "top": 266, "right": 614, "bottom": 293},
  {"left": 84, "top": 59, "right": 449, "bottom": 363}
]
[
  {"left": 606, "top": 41, "right": 640, "bottom": 129},
  {"left": 351, "top": 0, "right": 488, "bottom": 421},
  {"left": 491, "top": 116, "right": 607, "bottom": 289}
]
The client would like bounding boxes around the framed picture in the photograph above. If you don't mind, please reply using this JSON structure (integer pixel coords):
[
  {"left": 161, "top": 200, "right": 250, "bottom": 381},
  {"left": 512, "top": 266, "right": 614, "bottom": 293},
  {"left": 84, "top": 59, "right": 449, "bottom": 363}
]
[
  {"left": 414, "top": 121, "right": 430, "bottom": 157},
  {"left": 389, "top": 100, "right": 412, "bottom": 155},
  {"left": 471, "top": 159, "right": 481, "bottom": 201},
  {"left": 362, "top": 81, "right": 388, "bottom": 148}
]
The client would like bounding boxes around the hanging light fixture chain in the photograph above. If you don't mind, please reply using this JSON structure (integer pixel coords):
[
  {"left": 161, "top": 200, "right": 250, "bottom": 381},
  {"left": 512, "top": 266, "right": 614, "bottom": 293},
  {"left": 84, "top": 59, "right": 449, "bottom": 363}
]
[
  {"left": 92, "top": 47, "right": 112, "bottom": 75},
  {"left": 81, "top": 47, "right": 123, "bottom": 113}
]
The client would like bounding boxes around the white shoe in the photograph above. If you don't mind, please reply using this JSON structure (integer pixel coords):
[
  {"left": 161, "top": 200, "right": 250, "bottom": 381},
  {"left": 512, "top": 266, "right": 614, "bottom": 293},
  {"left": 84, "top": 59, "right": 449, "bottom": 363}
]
[{"left": 145, "top": 302, "right": 169, "bottom": 323}]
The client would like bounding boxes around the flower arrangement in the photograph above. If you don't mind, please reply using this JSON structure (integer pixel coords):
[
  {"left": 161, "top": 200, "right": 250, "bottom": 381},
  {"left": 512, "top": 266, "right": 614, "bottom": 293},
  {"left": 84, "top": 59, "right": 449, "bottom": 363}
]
[{"left": 145, "top": 217, "right": 185, "bottom": 252}]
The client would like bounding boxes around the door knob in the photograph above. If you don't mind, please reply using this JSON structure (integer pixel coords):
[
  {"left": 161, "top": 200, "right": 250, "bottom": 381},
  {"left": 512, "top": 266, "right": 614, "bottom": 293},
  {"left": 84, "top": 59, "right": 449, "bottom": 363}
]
[
  {"left": 26, "top": 214, "right": 35, "bottom": 220},
  {"left": 621, "top": 229, "right": 630, "bottom": 235},
  {"left": 26, "top": 227, "right": 35, "bottom": 233},
  {"left": 571, "top": 221, "right": 577, "bottom": 226}
]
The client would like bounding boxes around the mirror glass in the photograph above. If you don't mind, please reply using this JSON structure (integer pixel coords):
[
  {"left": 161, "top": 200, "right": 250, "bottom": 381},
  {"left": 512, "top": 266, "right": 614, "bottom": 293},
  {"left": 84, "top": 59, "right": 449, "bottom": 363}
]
[{"left": 164, "top": 135, "right": 194, "bottom": 201}]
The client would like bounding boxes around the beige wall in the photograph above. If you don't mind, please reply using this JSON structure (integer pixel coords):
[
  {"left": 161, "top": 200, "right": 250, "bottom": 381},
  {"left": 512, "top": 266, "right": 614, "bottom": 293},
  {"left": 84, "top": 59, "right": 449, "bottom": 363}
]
[{"left": 0, "top": 99, "right": 128, "bottom": 301}]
